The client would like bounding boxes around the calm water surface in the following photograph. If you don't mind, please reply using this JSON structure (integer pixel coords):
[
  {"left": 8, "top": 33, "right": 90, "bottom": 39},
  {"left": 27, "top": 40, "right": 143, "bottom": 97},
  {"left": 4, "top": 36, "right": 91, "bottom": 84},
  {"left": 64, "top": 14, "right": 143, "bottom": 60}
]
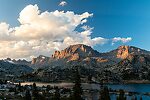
[{"left": 108, "top": 84, "right": 150, "bottom": 100}]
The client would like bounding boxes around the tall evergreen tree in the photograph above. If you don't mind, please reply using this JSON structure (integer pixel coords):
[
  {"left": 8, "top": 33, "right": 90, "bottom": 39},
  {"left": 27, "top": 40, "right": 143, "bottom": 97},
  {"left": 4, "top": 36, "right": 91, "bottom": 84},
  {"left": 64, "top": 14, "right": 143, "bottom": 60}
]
[
  {"left": 117, "top": 89, "right": 126, "bottom": 100},
  {"left": 72, "top": 67, "right": 83, "bottom": 100},
  {"left": 100, "top": 79, "right": 104, "bottom": 89},
  {"left": 32, "top": 83, "right": 39, "bottom": 100},
  {"left": 53, "top": 87, "right": 60, "bottom": 100},
  {"left": 25, "top": 90, "right": 31, "bottom": 100},
  {"left": 140, "top": 96, "right": 143, "bottom": 100},
  {"left": 131, "top": 95, "right": 137, "bottom": 100},
  {"left": 99, "top": 86, "right": 110, "bottom": 100},
  {"left": 18, "top": 82, "right": 22, "bottom": 92}
]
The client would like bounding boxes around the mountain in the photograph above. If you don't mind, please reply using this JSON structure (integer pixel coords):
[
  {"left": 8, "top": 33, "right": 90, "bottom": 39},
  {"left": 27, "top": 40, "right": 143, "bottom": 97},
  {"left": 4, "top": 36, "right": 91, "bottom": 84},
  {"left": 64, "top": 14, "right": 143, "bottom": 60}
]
[
  {"left": 0, "top": 59, "right": 33, "bottom": 79},
  {"left": 31, "top": 55, "right": 49, "bottom": 64},
  {"left": 1, "top": 44, "right": 150, "bottom": 82},
  {"left": 52, "top": 44, "right": 100, "bottom": 61},
  {"left": 101, "top": 45, "right": 150, "bottom": 62},
  {"left": 28, "top": 44, "right": 150, "bottom": 82},
  {"left": 30, "top": 44, "right": 110, "bottom": 69},
  {"left": 110, "top": 54, "right": 150, "bottom": 80},
  {"left": 4, "top": 58, "right": 31, "bottom": 66},
  {"left": 102, "top": 46, "right": 150, "bottom": 80},
  {"left": 31, "top": 45, "right": 150, "bottom": 68}
]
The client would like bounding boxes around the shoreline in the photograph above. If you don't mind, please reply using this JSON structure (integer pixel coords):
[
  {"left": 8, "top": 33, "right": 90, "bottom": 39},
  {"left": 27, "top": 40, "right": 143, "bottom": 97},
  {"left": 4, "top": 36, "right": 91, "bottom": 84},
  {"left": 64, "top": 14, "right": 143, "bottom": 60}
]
[
  {"left": 18, "top": 80, "right": 150, "bottom": 86},
  {"left": 122, "top": 80, "right": 150, "bottom": 84}
]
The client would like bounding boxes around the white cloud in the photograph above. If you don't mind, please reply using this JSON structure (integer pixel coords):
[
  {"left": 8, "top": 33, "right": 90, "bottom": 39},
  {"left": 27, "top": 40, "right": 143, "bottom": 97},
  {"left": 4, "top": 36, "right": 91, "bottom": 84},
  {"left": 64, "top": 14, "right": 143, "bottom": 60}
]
[
  {"left": 0, "top": 23, "right": 15, "bottom": 41},
  {"left": 0, "top": 4, "right": 109, "bottom": 60},
  {"left": 59, "top": 1, "right": 67, "bottom": 6},
  {"left": 112, "top": 37, "right": 132, "bottom": 45},
  {"left": 0, "top": 5, "right": 132, "bottom": 60}
]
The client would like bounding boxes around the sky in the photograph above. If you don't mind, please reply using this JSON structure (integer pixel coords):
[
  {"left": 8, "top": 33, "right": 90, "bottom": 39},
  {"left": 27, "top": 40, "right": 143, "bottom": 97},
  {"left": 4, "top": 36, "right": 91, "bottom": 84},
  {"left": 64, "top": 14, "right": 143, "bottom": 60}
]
[{"left": 0, "top": 0, "right": 150, "bottom": 60}]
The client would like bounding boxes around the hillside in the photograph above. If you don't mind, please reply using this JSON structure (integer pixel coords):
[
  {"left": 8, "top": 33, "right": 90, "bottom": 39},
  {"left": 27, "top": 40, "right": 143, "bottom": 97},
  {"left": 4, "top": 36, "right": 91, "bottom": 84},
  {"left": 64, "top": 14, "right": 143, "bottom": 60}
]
[
  {"left": 26, "top": 44, "right": 150, "bottom": 82},
  {"left": 0, "top": 59, "right": 33, "bottom": 80}
]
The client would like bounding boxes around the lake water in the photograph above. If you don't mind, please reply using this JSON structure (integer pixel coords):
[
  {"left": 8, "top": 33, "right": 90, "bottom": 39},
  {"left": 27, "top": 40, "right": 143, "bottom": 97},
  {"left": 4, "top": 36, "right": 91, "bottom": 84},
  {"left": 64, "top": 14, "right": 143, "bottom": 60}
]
[
  {"left": 21, "top": 82, "right": 150, "bottom": 100},
  {"left": 108, "top": 84, "right": 150, "bottom": 100}
]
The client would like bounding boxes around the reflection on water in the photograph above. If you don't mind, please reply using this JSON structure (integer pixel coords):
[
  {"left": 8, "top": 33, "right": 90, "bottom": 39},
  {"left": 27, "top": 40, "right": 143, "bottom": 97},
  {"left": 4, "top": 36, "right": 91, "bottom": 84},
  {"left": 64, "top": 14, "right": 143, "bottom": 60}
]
[
  {"left": 107, "top": 84, "right": 150, "bottom": 93},
  {"left": 21, "top": 82, "right": 150, "bottom": 100},
  {"left": 21, "top": 82, "right": 74, "bottom": 88},
  {"left": 108, "top": 84, "right": 150, "bottom": 100}
]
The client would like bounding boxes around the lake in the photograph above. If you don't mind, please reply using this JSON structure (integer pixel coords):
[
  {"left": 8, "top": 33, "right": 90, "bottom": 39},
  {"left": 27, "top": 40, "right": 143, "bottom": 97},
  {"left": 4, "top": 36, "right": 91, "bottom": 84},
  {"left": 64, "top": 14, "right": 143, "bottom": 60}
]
[
  {"left": 21, "top": 82, "right": 150, "bottom": 100},
  {"left": 108, "top": 84, "right": 150, "bottom": 100}
]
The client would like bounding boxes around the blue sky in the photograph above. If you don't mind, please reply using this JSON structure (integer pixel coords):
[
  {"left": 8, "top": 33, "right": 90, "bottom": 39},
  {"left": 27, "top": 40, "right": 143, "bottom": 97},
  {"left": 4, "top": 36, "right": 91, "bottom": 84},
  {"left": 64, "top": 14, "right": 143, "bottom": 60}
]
[{"left": 0, "top": 0, "right": 150, "bottom": 59}]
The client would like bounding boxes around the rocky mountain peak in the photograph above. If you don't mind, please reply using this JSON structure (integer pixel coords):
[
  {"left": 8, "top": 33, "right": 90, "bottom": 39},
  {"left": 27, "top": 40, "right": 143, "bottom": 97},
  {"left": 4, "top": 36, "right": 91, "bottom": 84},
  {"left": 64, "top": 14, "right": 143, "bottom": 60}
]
[
  {"left": 116, "top": 45, "right": 130, "bottom": 59},
  {"left": 115, "top": 45, "right": 150, "bottom": 59},
  {"left": 118, "top": 45, "right": 129, "bottom": 50},
  {"left": 52, "top": 44, "right": 100, "bottom": 61},
  {"left": 31, "top": 55, "right": 49, "bottom": 64}
]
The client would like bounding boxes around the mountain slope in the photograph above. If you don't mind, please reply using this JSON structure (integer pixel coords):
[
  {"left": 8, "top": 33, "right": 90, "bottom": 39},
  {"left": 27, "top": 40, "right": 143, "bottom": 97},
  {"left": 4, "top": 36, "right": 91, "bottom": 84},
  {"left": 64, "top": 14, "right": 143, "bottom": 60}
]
[
  {"left": 31, "top": 44, "right": 150, "bottom": 69},
  {"left": 110, "top": 54, "right": 150, "bottom": 80},
  {"left": 31, "top": 44, "right": 108, "bottom": 69},
  {"left": 28, "top": 44, "right": 150, "bottom": 82},
  {"left": 4, "top": 58, "right": 31, "bottom": 66},
  {"left": 0, "top": 60, "right": 33, "bottom": 78},
  {"left": 52, "top": 44, "right": 100, "bottom": 60},
  {"left": 101, "top": 45, "right": 150, "bottom": 62},
  {"left": 30, "top": 45, "right": 150, "bottom": 68}
]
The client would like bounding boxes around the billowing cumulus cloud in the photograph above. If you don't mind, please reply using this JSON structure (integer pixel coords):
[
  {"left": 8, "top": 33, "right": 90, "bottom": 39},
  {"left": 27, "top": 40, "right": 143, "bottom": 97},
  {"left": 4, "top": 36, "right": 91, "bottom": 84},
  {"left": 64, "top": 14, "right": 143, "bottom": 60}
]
[
  {"left": 0, "top": 23, "right": 14, "bottom": 41},
  {"left": 0, "top": 4, "right": 110, "bottom": 60},
  {"left": 59, "top": 1, "right": 67, "bottom": 6},
  {"left": 0, "top": 5, "right": 132, "bottom": 60}
]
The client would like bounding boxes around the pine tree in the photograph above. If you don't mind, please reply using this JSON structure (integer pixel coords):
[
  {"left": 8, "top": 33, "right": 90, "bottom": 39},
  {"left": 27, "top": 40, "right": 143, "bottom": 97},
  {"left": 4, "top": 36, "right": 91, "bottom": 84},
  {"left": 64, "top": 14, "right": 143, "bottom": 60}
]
[
  {"left": 25, "top": 90, "right": 31, "bottom": 100},
  {"left": 18, "top": 82, "right": 22, "bottom": 92},
  {"left": 53, "top": 87, "right": 60, "bottom": 100},
  {"left": 131, "top": 95, "right": 137, "bottom": 100},
  {"left": 72, "top": 67, "right": 83, "bottom": 100},
  {"left": 99, "top": 86, "right": 110, "bottom": 100},
  {"left": 117, "top": 89, "right": 126, "bottom": 100},
  {"left": 100, "top": 79, "right": 104, "bottom": 89},
  {"left": 32, "top": 83, "right": 39, "bottom": 100}
]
